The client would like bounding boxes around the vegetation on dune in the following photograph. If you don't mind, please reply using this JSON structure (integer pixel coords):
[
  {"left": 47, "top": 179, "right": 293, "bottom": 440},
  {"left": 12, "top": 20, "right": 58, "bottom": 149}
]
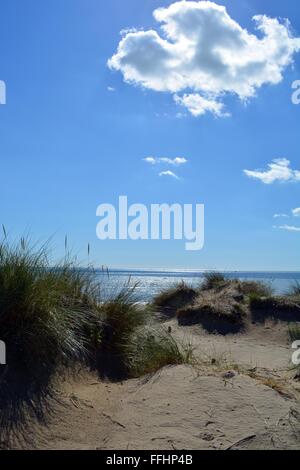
[
  {"left": 125, "top": 327, "right": 195, "bottom": 377},
  {"left": 152, "top": 272, "right": 299, "bottom": 332},
  {"left": 200, "top": 272, "right": 226, "bottom": 291},
  {"left": 239, "top": 280, "right": 273, "bottom": 297},
  {"left": 0, "top": 237, "right": 101, "bottom": 436},
  {"left": 91, "top": 283, "right": 150, "bottom": 379},
  {"left": 249, "top": 294, "right": 300, "bottom": 322},
  {"left": 153, "top": 281, "right": 197, "bottom": 314},
  {"left": 176, "top": 290, "right": 246, "bottom": 334}
]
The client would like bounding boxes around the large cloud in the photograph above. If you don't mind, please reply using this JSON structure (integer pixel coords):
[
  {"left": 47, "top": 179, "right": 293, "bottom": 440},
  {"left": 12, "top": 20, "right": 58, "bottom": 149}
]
[{"left": 108, "top": 1, "right": 300, "bottom": 116}]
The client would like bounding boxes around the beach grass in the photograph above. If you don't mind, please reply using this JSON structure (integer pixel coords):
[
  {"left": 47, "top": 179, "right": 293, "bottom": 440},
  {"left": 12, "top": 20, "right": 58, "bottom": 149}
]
[
  {"left": 125, "top": 327, "right": 195, "bottom": 377},
  {"left": 92, "top": 282, "right": 150, "bottom": 378},
  {"left": 200, "top": 271, "right": 226, "bottom": 291},
  {"left": 153, "top": 281, "right": 197, "bottom": 314},
  {"left": 0, "top": 237, "right": 100, "bottom": 435}
]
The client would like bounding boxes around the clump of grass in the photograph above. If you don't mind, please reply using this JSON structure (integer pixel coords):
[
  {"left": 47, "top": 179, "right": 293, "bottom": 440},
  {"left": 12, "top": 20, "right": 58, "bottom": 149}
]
[
  {"left": 200, "top": 272, "right": 226, "bottom": 291},
  {"left": 239, "top": 280, "right": 273, "bottom": 297},
  {"left": 125, "top": 327, "right": 194, "bottom": 377},
  {"left": 153, "top": 281, "right": 197, "bottom": 315},
  {"left": 93, "top": 283, "right": 150, "bottom": 379},
  {"left": 0, "top": 238, "right": 99, "bottom": 434}
]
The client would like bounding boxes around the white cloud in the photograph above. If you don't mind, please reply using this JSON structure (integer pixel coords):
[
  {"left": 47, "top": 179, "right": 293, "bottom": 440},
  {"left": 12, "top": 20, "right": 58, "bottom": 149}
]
[
  {"left": 108, "top": 1, "right": 300, "bottom": 117},
  {"left": 107, "top": 86, "right": 115, "bottom": 92},
  {"left": 143, "top": 156, "right": 187, "bottom": 165},
  {"left": 244, "top": 159, "right": 300, "bottom": 184},
  {"left": 277, "top": 224, "right": 300, "bottom": 232},
  {"left": 292, "top": 207, "right": 300, "bottom": 217},
  {"left": 159, "top": 170, "right": 179, "bottom": 179},
  {"left": 160, "top": 157, "right": 187, "bottom": 165},
  {"left": 174, "top": 94, "right": 229, "bottom": 117},
  {"left": 143, "top": 157, "right": 157, "bottom": 165},
  {"left": 273, "top": 213, "right": 289, "bottom": 218}
]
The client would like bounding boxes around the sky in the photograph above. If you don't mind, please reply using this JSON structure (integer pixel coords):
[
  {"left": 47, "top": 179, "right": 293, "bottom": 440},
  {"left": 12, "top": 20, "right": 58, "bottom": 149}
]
[{"left": 0, "top": 0, "right": 300, "bottom": 271}]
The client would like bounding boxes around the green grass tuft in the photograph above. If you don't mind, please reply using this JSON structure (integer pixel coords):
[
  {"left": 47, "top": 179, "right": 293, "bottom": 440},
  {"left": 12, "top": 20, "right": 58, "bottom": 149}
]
[
  {"left": 125, "top": 327, "right": 194, "bottom": 377},
  {"left": 90, "top": 282, "right": 150, "bottom": 379},
  {"left": 0, "top": 238, "right": 99, "bottom": 435}
]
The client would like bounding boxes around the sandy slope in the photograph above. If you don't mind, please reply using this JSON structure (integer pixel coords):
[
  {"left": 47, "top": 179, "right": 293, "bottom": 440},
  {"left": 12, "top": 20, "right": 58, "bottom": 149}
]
[{"left": 12, "top": 322, "right": 300, "bottom": 450}]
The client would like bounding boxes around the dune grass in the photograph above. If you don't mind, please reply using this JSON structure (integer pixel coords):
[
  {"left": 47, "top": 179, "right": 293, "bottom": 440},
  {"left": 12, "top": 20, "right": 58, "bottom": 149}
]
[
  {"left": 200, "top": 272, "right": 226, "bottom": 291},
  {"left": 239, "top": 280, "right": 273, "bottom": 297},
  {"left": 153, "top": 281, "right": 197, "bottom": 314},
  {"left": 0, "top": 238, "right": 100, "bottom": 436},
  {"left": 92, "top": 283, "right": 150, "bottom": 379},
  {"left": 125, "top": 327, "right": 195, "bottom": 378}
]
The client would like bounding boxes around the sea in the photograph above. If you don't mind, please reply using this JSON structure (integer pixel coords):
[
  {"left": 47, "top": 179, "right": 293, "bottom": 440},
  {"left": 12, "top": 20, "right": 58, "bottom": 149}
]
[{"left": 96, "top": 269, "right": 300, "bottom": 303}]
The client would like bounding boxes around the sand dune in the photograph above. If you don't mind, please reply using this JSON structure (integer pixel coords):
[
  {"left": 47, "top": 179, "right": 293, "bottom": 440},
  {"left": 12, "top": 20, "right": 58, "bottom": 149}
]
[{"left": 12, "top": 321, "right": 300, "bottom": 450}]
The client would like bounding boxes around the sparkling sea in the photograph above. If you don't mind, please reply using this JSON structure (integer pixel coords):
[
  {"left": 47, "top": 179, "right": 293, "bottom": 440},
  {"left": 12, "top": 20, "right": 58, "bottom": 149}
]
[{"left": 96, "top": 269, "right": 300, "bottom": 303}]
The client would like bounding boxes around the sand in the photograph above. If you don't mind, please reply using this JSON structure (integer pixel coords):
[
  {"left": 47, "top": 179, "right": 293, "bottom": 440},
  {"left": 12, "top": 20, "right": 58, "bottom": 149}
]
[{"left": 9, "top": 320, "right": 300, "bottom": 450}]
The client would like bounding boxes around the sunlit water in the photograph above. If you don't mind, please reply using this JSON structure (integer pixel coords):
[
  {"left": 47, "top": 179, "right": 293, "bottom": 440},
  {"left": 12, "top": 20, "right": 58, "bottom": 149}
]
[{"left": 95, "top": 269, "right": 300, "bottom": 302}]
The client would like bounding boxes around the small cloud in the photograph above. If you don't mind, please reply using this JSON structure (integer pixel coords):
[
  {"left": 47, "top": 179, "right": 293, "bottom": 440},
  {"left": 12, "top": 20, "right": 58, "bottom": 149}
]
[
  {"left": 276, "top": 224, "right": 300, "bottom": 232},
  {"left": 244, "top": 158, "right": 300, "bottom": 184},
  {"left": 143, "top": 156, "right": 187, "bottom": 166},
  {"left": 273, "top": 213, "right": 289, "bottom": 218},
  {"left": 160, "top": 157, "right": 187, "bottom": 166},
  {"left": 292, "top": 207, "right": 300, "bottom": 217},
  {"left": 107, "top": 86, "right": 115, "bottom": 92},
  {"left": 174, "top": 94, "right": 230, "bottom": 118},
  {"left": 143, "top": 157, "right": 156, "bottom": 165},
  {"left": 159, "top": 170, "right": 179, "bottom": 180}
]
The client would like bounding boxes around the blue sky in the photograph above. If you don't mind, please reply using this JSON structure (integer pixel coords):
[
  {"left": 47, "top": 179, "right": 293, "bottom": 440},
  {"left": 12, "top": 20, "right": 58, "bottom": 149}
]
[{"left": 0, "top": 0, "right": 299, "bottom": 270}]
